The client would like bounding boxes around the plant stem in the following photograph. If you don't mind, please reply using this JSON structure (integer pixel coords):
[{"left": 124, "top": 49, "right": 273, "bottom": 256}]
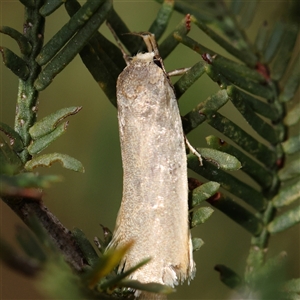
[{"left": 14, "top": 1, "right": 44, "bottom": 163}]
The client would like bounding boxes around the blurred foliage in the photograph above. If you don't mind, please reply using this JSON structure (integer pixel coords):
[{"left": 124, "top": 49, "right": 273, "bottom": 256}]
[{"left": 0, "top": 0, "right": 299, "bottom": 299}]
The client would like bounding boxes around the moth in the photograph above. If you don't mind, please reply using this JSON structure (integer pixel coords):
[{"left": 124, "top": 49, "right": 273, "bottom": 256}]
[{"left": 107, "top": 30, "right": 195, "bottom": 299}]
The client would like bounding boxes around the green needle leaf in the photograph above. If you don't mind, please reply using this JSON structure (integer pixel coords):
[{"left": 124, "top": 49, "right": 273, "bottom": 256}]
[
  {"left": 190, "top": 206, "right": 214, "bottom": 228},
  {"left": 148, "top": 0, "right": 174, "bottom": 40},
  {"left": 208, "top": 194, "right": 263, "bottom": 235},
  {"left": 206, "top": 112, "right": 277, "bottom": 168},
  {"left": 268, "top": 205, "right": 300, "bottom": 234},
  {"left": 187, "top": 154, "right": 266, "bottom": 211},
  {"left": 255, "top": 21, "right": 268, "bottom": 54},
  {"left": 282, "top": 135, "right": 300, "bottom": 155},
  {"left": 198, "top": 148, "right": 242, "bottom": 171},
  {"left": 63, "top": 0, "right": 124, "bottom": 108},
  {"left": 272, "top": 180, "right": 300, "bottom": 208},
  {"left": 72, "top": 228, "right": 99, "bottom": 266},
  {"left": 190, "top": 181, "right": 220, "bottom": 208},
  {"left": 35, "top": 0, "right": 112, "bottom": 91},
  {"left": 231, "top": 88, "right": 282, "bottom": 121},
  {"left": 238, "top": 0, "right": 257, "bottom": 30},
  {"left": 0, "top": 26, "right": 31, "bottom": 55},
  {"left": 86, "top": 241, "right": 133, "bottom": 289},
  {"left": 159, "top": 15, "right": 191, "bottom": 59},
  {"left": 19, "top": 0, "right": 35, "bottom": 8},
  {"left": 28, "top": 122, "right": 68, "bottom": 155},
  {"left": 174, "top": 61, "right": 206, "bottom": 99},
  {"left": 213, "top": 56, "right": 265, "bottom": 83},
  {"left": 39, "top": 0, "right": 64, "bottom": 16},
  {"left": 0, "top": 122, "right": 24, "bottom": 152},
  {"left": 230, "top": 0, "right": 243, "bottom": 14},
  {"left": 192, "top": 237, "right": 204, "bottom": 252},
  {"left": 279, "top": 53, "right": 300, "bottom": 103},
  {"left": 263, "top": 21, "right": 285, "bottom": 64},
  {"left": 183, "top": 90, "right": 229, "bottom": 134},
  {"left": 271, "top": 24, "right": 299, "bottom": 81},
  {"left": 206, "top": 135, "right": 276, "bottom": 190},
  {"left": 0, "top": 136, "right": 23, "bottom": 174},
  {"left": 29, "top": 107, "right": 82, "bottom": 140},
  {"left": 106, "top": 8, "right": 142, "bottom": 55},
  {"left": 209, "top": 63, "right": 274, "bottom": 100},
  {"left": 0, "top": 173, "right": 62, "bottom": 190},
  {"left": 227, "top": 86, "right": 282, "bottom": 144},
  {"left": 283, "top": 278, "right": 300, "bottom": 293},
  {"left": 0, "top": 47, "right": 29, "bottom": 80},
  {"left": 278, "top": 158, "right": 300, "bottom": 181},
  {"left": 37, "top": 0, "right": 107, "bottom": 65},
  {"left": 191, "top": 16, "right": 257, "bottom": 66},
  {"left": 215, "top": 265, "right": 244, "bottom": 291},
  {"left": 25, "top": 153, "right": 85, "bottom": 173},
  {"left": 100, "top": 258, "right": 151, "bottom": 291},
  {"left": 284, "top": 101, "right": 300, "bottom": 126}
]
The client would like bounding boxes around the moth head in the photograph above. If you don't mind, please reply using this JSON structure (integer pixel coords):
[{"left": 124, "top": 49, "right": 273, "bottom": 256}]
[{"left": 133, "top": 52, "right": 155, "bottom": 62}]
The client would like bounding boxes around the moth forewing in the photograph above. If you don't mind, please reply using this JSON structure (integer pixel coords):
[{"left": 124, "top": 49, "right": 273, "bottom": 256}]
[{"left": 108, "top": 34, "right": 195, "bottom": 297}]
